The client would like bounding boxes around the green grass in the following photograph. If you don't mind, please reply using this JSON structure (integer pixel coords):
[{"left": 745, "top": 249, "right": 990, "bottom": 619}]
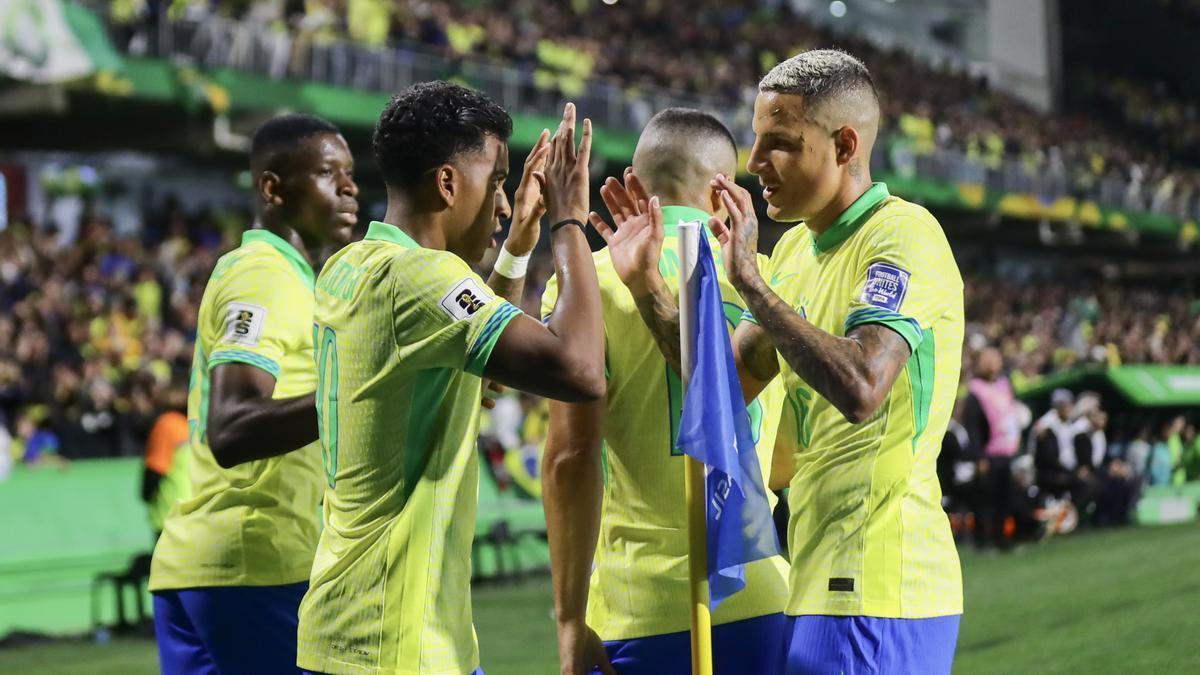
[{"left": 1, "top": 523, "right": 1196, "bottom": 674}]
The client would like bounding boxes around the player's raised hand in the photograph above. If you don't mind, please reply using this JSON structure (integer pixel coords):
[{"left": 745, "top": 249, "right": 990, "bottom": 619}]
[
  {"left": 590, "top": 168, "right": 665, "bottom": 297},
  {"left": 507, "top": 129, "right": 551, "bottom": 255},
  {"left": 534, "top": 103, "right": 593, "bottom": 224},
  {"left": 708, "top": 173, "right": 763, "bottom": 287}
]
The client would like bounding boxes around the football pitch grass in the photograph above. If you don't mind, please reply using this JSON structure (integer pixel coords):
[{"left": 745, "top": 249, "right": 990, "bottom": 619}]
[{"left": 1, "top": 522, "right": 1196, "bottom": 674}]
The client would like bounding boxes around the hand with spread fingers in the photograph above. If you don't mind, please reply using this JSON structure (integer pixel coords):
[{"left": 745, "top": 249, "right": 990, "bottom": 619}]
[
  {"left": 589, "top": 167, "right": 666, "bottom": 298},
  {"left": 705, "top": 173, "right": 763, "bottom": 288},
  {"left": 507, "top": 129, "right": 552, "bottom": 256},
  {"left": 534, "top": 102, "right": 594, "bottom": 225}
]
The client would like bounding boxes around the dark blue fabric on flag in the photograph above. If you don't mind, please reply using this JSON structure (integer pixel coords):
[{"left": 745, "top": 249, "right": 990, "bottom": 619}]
[{"left": 675, "top": 233, "right": 781, "bottom": 609}]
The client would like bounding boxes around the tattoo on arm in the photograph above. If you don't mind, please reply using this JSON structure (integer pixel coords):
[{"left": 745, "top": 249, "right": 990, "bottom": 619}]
[
  {"left": 487, "top": 270, "right": 526, "bottom": 307},
  {"left": 738, "top": 324, "right": 780, "bottom": 383},
  {"left": 740, "top": 274, "right": 910, "bottom": 422},
  {"left": 632, "top": 281, "right": 683, "bottom": 375}
]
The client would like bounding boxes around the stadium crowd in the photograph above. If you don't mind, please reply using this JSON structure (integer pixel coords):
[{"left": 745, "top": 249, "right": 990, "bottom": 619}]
[
  {"left": 0, "top": 205, "right": 233, "bottom": 465},
  {"left": 963, "top": 276, "right": 1200, "bottom": 390},
  {"left": 1, "top": 206, "right": 1196, "bottom": 483},
  {"left": 104, "top": 0, "right": 1200, "bottom": 221}
]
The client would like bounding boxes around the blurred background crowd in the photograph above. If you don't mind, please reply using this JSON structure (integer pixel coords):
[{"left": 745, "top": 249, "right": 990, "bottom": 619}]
[{"left": 102, "top": 0, "right": 1200, "bottom": 223}]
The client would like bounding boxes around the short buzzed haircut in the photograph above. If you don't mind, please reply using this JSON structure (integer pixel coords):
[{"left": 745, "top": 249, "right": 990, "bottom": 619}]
[
  {"left": 373, "top": 81, "right": 512, "bottom": 190},
  {"left": 250, "top": 113, "right": 340, "bottom": 171},
  {"left": 759, "top": 49, "right": 878, "bottom": 109},
  {"left": 633, "top": 108, "right": 738, "bottom": 202}
]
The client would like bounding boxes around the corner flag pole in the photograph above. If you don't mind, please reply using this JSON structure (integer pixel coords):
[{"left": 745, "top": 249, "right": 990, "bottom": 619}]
[{"left": 677, "top": 220, "right": 713, "bottom": 675}]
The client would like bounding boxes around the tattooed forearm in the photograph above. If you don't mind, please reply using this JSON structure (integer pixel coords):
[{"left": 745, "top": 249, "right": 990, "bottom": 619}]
[
  {"left": 487, "top": 269, "right": 526, "bottom": 308},
  {"left": 632, "top": 278, "right": 684, "bottom": 376},
  {"left": 737, "top": 275, "right": 909, "bottom": 424},
  {"left": 737, "top": 324, "right": 780, "bottom": 383}
]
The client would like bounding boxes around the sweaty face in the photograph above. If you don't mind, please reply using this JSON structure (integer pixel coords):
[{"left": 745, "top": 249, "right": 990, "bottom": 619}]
[
  {"left": 278, "top": 133, "right": 359, "bottom": 246},
  {"left": 447, "top": 136, "right": 511, "bottom": 263},
  {"left": 746, "top": 91, "right": 840, "bottom": 223}
]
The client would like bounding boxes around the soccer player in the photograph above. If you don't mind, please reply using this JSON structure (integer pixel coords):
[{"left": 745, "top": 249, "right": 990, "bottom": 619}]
[
  {"left": 149, "top": 114, "right": 359, "bottom": 675},
  {"left": 593, "top": 50, "right": 965, "bottom": 674},
  {"left": 297, "top": 84, "right": 605, "bottom": 675},
  {"left": 540, "top": 108, "right": 790, "bottom": 675}
]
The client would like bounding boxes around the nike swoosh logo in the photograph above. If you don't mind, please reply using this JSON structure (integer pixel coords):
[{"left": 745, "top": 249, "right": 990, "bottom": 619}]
[{"left": 770, "top": 272, "right": 798, "bottom": 286}]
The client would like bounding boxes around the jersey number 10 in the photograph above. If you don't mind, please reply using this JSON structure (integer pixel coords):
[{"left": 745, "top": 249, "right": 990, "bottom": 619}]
[{"left": 313, "top": 323, "right": 339, "bottom": 488}]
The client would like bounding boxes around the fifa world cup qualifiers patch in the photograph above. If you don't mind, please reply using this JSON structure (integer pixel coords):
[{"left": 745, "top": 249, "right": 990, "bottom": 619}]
[
  {"left": 222, "top": 302, "right": 266, "bottom": 346},
  {"left": 860, "top": 262, "right": 910, "bottom": 312},
  {"left": 439, "top": 278, "right": 493, "bottom": 321}
]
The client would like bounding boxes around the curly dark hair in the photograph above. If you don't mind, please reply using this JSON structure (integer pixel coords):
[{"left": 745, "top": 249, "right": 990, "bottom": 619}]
[{"left": 373, "top": 81, "right": 513, "bottom": 190}]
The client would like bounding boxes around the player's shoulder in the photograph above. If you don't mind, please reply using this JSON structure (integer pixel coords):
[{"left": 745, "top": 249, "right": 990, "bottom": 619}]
[
  {"left": 771, "top": 223, "right": 813, "bottom": 259},
  {"left": 375, "top": 243, "right": 475, "bottom": 285},
  {"left": 869, "top": 195, "right": 946, "bottom": 240},
  {"left": 208, "top": 240, "right": 300, "bottom": 296}
]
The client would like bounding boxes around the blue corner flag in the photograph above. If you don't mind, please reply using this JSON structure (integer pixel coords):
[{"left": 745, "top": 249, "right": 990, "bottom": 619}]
[{"left": 675, "top": 232, "right": 781, "bottom": 609}]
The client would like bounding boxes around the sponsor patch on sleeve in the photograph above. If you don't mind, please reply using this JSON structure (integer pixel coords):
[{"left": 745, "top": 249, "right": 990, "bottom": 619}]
[
  {"left": 439, "top": 278, "right": 494, "bottom": 321},
  {"left": 222, "top": 302, "right": 267, "bottom": 346},
  {"left": 860, "top": 262, "right": 910, "bottom": 312}
]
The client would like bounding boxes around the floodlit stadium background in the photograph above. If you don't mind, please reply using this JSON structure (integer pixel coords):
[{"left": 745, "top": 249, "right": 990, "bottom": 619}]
[{"left": 0, "top": 1, "right": 1198, "bottom": 673}]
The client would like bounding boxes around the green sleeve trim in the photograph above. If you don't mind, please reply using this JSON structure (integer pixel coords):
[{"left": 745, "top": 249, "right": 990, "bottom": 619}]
[
  {"left": 739, "top": 308, "right": 759, "bottom": 326},
  {"left": 908, "top": 328, "right": 936, "bottom": 453},
  {"left": 465, "top": 303, "right": 522, "bottom": 376},
  {"left": 844, "top": 306, "right": 923, "bottom": 352},
  {"left": 208, "top": 349, "right": 281, "bottom": 378}
]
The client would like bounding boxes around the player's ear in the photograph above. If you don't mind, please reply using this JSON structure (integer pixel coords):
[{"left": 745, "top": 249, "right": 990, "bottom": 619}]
[
  {"left": 709, "top": 184, "right": 728, "bottom": 222},
  {"left": 434, "top": 164, "right": 456, "bottom": 207},
  {"left": 833, "top": 126, "right": 859, "bottom": 168},
  {"left": 258, "top": 171, "right": 284, "bottom": 208}
]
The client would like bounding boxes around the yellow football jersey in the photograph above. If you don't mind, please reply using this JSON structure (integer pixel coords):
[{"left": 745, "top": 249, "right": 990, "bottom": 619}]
[
  {"left": 744, "top": 183, "right": 964, "bottom": 618},
  {"left": 541, "top": 205, "right": 789, "bottom": 641},
  {"left": 298, "top": 221, "right": 522, "bottom": 675},
  {"left": 149, "top": 229, "right": 324, "bottom": 591}
]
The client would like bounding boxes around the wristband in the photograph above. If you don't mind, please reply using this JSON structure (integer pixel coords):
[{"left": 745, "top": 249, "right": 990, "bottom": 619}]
[
  {"left": 493, "top": 245, "right": 531, "bottom": 279},
  {"left": 551, "top": 218, "right": 586, "bottom": 234}
]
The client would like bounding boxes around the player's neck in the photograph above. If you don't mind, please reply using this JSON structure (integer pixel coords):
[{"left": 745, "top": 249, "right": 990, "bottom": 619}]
[
  {"left": 253, "top": 219, "right": 318, "bottom": 268},
  {"left": 804, "top": 174, "right": 873, "bottom": 237},
  {"left": 382, "top": 203, "right": 448, "bottom": 251}
]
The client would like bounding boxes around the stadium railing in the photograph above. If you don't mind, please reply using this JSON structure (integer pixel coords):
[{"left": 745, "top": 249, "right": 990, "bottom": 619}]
[{"left": 92, "top": 6, "right": 1199, "bottom": 225}]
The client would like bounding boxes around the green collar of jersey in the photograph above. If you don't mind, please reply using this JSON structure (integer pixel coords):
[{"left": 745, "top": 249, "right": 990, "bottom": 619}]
[
  {"left": 241, "top": 229, "right": 315, "bottom": 289},
  {"left": 811, "top": 182, "right": 890, "bottom": 254},
  {"left": 661, "top": 205, "right": 714, "bottom": 237},
  {"left": 364, "top": 220, "right": 421, "bottom": 249}
]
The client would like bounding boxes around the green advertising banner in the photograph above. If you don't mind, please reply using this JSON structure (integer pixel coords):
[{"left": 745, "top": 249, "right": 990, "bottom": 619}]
[
  {"left": 1108, "top": 366, "right": 1200, "bottom": 407},
  {"left": 1017, "top": 365, "right": 1200, "bottom": 408}
]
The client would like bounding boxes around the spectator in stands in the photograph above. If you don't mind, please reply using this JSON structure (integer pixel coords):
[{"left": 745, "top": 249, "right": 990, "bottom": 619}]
[
  {"left": 1008, "top": 455, "right": 1051, "bottom": 542},
  {"left": 963, "top": 347, "right": 1026, "bottom": 550},
  {"left": 1079, "top": 409, "right": 1138, "bottom": 527},
  {"left": 1034, "top": 389, "right": 1096, "bottom": 518},
  {"left": 1147, "top": 415, "right": 1188, "bottom": 486},
  {"left": 1183, "top": 420, "right": 1200, "bottom": 481},
  {"left": 938, "top": 407, "right": 974, "bottom": 517},
  {"left": 13, "top": 409, "right": 66, "bottom": 468}
]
